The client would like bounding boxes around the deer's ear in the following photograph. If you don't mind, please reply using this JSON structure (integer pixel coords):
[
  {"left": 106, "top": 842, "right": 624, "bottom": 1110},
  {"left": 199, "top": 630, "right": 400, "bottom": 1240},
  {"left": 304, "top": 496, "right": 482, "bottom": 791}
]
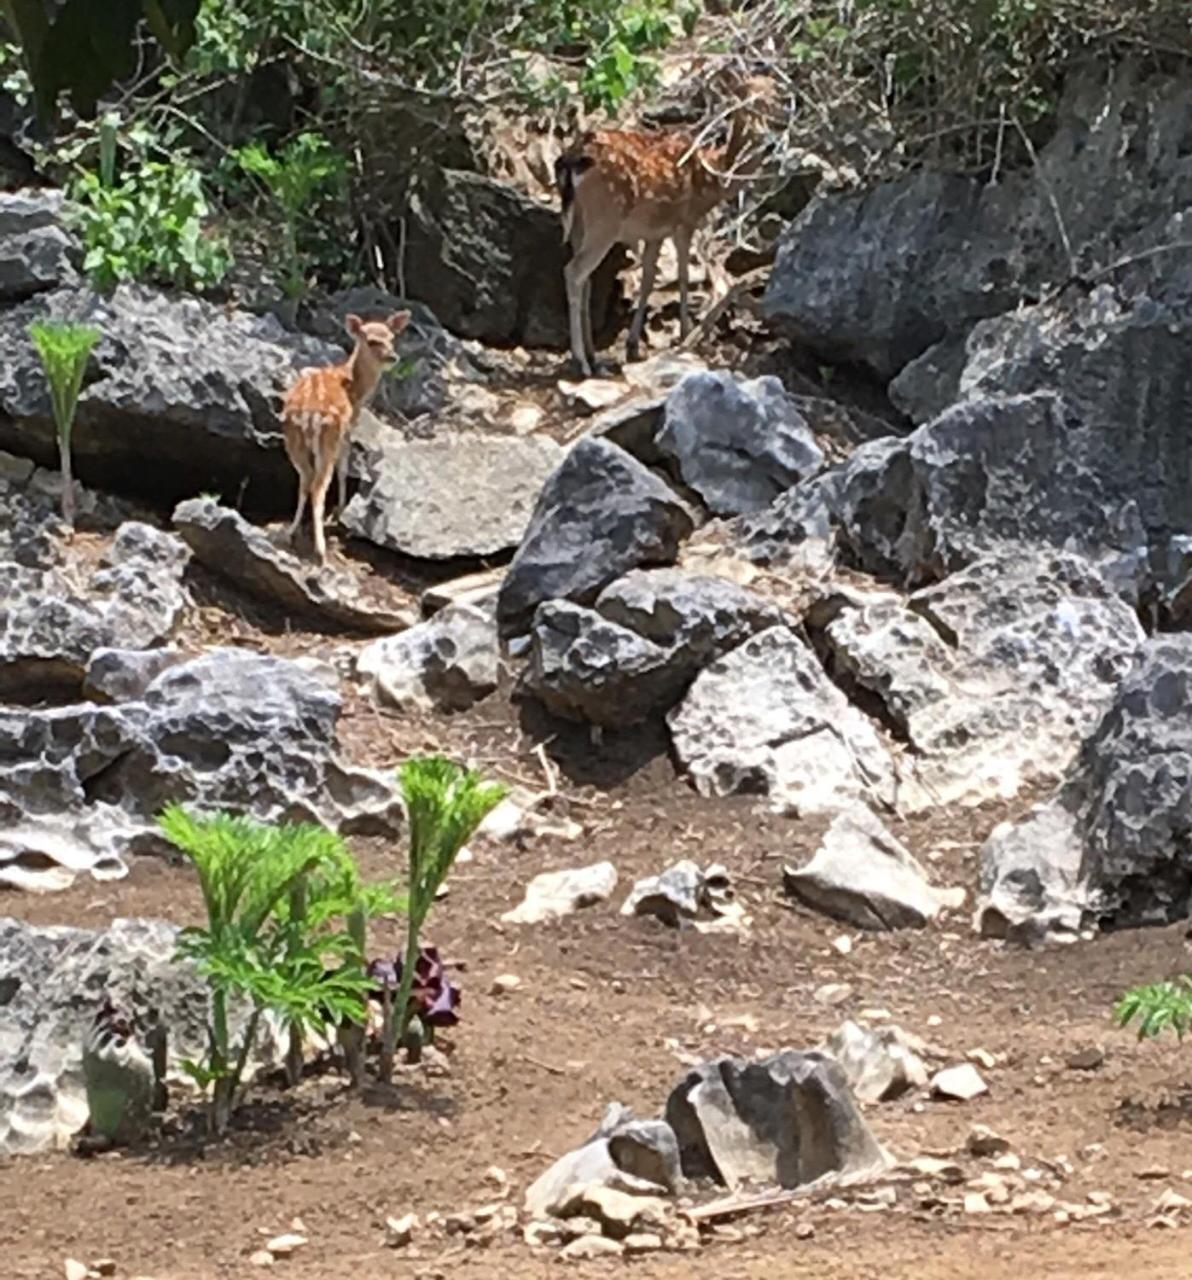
[
  {"left": 344, "top": 313, "right": 364, "bottom": 336},
  {"left": 387, "top": 310, "right": 411, "bottom": 334}
]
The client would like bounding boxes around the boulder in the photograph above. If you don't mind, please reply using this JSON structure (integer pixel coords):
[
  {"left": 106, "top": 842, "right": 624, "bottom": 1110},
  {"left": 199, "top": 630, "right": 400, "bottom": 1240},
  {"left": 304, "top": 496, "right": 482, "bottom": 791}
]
[
  {"left": 0, "top": 521, "right": 190, "bottom": 700},
  {"left": 0, "top": 648, "right": 402, "bottom": 889},
  {"left": 521, "top": 601, "right": 680, "bottom": 727},
  {"left": 667, "top": 626, "right": 897, "bottom": 816},
  {"left": 655, "top": 371, "right": 824, "bottom": 514},
  {"left": 501, "top": 861, "right": 619, "bottom": 926},
  {"left": 734, "top": 391, "right": 1151, "bottom": 596},
  {"left": 356, "top": 602, "right": 497, "bottom": 712},
  {"left": 762, "top": 64, "right": 1192, "bottom": 381},
  {"left": 0, "top": 283, "right": 336, "bottom": 508},
  {"left": 401, "top": 167, "right": 624, "bottom": 349},
  {"left": 496, "top": 438, "right": 695, "bottom": 638},
  {"left": 596, "top": 567, "right": 788, "bottom": 660},
  {"left": 173, "top": 496, "right": 415, "bottom": 633},
  {"left": 664, "top": 1050, "right": 891, "bottom": 1190},
  {"left": 783, "top": 806, "right": 963, "bottom": 930},
  {"left": 521, "top": 570, "right": 789, "bottom": 727},
  {"left": 822, "top": 554, "right": 1145, "bottom": 808},
  {"left": 823, "top": 1020, "right": 930, "bottom": 1103},
  {"left": 0, "top": 916, "right": 280, "bottom": 1155},
  {"left": 342, "top": 429, "right": 564, "bottom": 560},
  {"left": 978, "top": 637, "right": 1192, "bottom": 941},
  {"left": 0, "top": 188, "right": 77, "bottom": 301}
]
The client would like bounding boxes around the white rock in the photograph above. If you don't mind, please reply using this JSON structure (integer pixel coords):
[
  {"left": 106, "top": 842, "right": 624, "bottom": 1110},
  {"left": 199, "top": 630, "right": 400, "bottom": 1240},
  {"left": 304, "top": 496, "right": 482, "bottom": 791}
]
[
  {"left": 265, "top": 1234, "right": 307, "bottom": 1256},
  {"left": 931, "top": 1064, "right": 988, "bottom": 1101},
  {"left": 64, "top": 1262, "right": 90, "bottom": 1280},
  {"left": 490, "top": 974, "right": 522, "bottom": 996},
  {"left": 559, "top": 1234, "right": 625, "bottom": 1260},
  {"left": 501, "top": 861, "right": 618, "bottom": 925},
  {"left": 814, "top": 982, "right": 854, "bottom": 1007},
  {"left": 384, "top": 1213, "right": 418, "bottom": 1247}
]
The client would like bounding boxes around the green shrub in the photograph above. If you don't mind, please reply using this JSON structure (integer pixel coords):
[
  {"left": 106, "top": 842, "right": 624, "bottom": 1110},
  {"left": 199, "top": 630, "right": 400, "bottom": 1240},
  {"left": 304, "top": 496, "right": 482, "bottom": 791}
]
[
  {"left": 69, "top": 153, "right": 230, "bottom": 291},
  {"left": 1116, "top": 977, "right": 1192, "bottom": 1042}
]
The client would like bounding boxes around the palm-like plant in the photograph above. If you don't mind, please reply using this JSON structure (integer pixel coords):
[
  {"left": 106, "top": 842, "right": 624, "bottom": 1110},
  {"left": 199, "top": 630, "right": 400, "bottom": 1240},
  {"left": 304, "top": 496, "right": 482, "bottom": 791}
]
[
  {"left": 161, "top": 806, "right": 374, "bottom": 1134},
  {"left": 377, "top": 757, "right": 507, "bottom": 1082},
  {"left": 27, "top": 319, "right": 101, "bottom": 528}
]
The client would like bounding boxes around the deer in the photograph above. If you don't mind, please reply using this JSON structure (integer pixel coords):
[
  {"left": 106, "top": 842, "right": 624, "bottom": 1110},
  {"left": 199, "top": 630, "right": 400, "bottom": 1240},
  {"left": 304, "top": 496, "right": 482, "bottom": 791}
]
[
  {"left": 281, "top": 310, "right": 410, "bottom": 564},
  {"left": 554, "top": 81, "right": 770, "bottom": 377}
]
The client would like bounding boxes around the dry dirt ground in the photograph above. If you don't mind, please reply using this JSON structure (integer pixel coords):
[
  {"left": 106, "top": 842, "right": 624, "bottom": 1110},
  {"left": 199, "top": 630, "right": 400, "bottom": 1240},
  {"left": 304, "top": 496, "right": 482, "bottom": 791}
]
[{"left": 5, "top": 496, "right": 1192, "bottom": 1280}]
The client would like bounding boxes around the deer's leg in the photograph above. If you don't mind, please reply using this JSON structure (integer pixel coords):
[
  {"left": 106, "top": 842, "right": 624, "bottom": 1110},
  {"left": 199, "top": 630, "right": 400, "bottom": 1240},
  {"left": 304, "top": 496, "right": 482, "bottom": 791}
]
[
  {"left": 564, "top": 229, "right": 616, "bottom": 377},
  {"left": 335, "top": 437, "right": 350, "bottom": 517},
  {"left": 309, "top": 440, "right": 338, "bottom": 565},
  {"left": 675, "top": 225, "right": 693, "bottom": 340},
  {"left": 288, "top": 482, "right": 308, "bottom": 542},
  {"left": 580, "top": 275, "right": 595, "bottom": 368},
  {"left": 626, "top": 239, "right": 661, "bottom": 363}
]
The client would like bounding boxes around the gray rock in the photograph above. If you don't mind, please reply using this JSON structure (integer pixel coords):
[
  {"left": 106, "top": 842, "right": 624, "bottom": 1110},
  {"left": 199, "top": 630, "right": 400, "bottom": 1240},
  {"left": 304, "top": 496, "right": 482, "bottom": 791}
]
[
  {"left": 0, "top": 521, "right": 190, "bottom": 699},
  {"left": 0, "top": 648, "right": 402, "bottom": 889},
  {"left": 173, "top": 496, "right": 414, "bottom": 633},
  {"left": 823, "top": 554, "right": 1145, "bottom": 808},
  {"left": 784, "top": 806, "right": 963, "bottom": 930},
  {"left": 0, "top": 188, "right": 77, "bottom": 300},
  {"left": 668, "top": 626, "right": 897, "bottom": 816},
  {"left": 823, "top": 1020, "right": 930, "bottom": 1103},
  {"left": 342, "top": 430, "right": 564, "bottom": 561},
  {"left": 656, "top": 371, "right": 824, "bottom": 515},
  {"left": 521, "top": 602, "right": 681, "bottom": 727},
  {"left": 402, "top": 167, "right": 624, "bottom": 349},
  {"left": 521, "top": 570, "right": 788, "bottom": 727},
  {"left": 0, "top": 915, "right": 281, "bottom": 1155},
  {"left": 83, "top": 647, "right": 188, "bottom": 703},
  {"left": 311, "top": 289, "right": 485, "bottom": 421},
  {"left": 762, "top": 64, "right": 1192, "bottom": 381},
  {"left": 621, "top": 860, "right": 736, "bottom": 929},
  {"left": 978, "top": 637, "right": 1192, "bottom": 941},
  {"left": 356, "top": 603, "right": 497, "bottom": 712},
  {"left": 664, "top": 1049, "right": 891, "bottom": 1190},
  {"left": 596, "top": 567, "right": 788, "bottom": 660},
  {"left": 497, "top": 438, "right": 695, "bottom": 638},
  {"left": 501, "top": 861, "right": 619, "bottom": 926},
  {"left": 0, "top": 283, "right": 336, "bottom": 507}
]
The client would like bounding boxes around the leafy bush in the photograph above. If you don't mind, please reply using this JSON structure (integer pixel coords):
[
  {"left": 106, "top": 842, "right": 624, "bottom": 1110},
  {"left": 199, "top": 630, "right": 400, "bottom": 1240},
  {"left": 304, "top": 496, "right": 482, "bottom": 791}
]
[
  {"left": 377, "top": 756, "right": 506, "bottom": 1081},
  {"left": 27, "top": 318, "right": 101, "bottom": 528},
  {"left": 69, "top": 152, "right": 230, "bottom": 291},
  {"left": 1116, "top": 977, "right": 1192, "bottom": 1042},
  {"left": 162, "top": 806, "right": 377, "bottom": 1134}
]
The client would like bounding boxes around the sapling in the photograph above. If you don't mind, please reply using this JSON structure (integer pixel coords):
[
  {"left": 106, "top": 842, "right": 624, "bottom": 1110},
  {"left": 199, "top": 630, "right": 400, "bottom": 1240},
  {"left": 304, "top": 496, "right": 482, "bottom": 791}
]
[
  {"left": 27, "top": 319, "right": 101, "bottom": 527},
  {"left": 376, "top": 756, "right": 506, "bottom": 1083},
  {"left": 162, "top": 805, "right": 373, "bottom": 1134},
  {"left": 236, "top": 132, "right": 344, "bottom": 324},
  {"left": 1115, "top": 976, "right": 1192, "bottom": 1041}
]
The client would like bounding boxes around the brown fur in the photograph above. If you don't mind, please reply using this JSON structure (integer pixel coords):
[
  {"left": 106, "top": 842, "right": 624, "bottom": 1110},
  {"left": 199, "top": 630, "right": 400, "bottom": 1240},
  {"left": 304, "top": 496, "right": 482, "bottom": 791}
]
[
  {"left": 281, "top": 311, "right": 410, "bottom": 563},
  {"left": 556, "top": 83, "right": 769, "bottom": 374}
]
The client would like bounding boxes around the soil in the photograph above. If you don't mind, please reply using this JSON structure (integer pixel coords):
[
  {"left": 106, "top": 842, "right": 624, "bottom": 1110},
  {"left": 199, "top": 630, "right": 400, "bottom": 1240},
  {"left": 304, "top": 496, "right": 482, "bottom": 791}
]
[{"left": 6, "top": 441, "right": 1192, "bottom": 1280}]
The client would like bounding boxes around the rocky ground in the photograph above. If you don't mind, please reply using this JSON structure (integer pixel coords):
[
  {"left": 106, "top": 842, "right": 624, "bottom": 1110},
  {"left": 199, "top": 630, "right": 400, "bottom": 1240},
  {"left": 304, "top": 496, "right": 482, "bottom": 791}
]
[{"left": 4, "top": 52, "right": 1192, "bottom": 1280}]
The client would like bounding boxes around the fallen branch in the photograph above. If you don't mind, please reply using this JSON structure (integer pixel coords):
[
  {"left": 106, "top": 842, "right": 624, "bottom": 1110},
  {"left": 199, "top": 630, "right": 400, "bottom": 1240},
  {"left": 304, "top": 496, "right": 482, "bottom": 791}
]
[{"left": 679, "top": 265, "right": 770, "bottom": 350}]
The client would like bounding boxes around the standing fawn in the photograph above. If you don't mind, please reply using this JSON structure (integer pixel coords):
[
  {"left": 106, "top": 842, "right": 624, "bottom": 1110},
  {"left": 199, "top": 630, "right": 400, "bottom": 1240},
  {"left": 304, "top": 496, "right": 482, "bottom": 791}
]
[
  {"left": 281, "top": 311, "right": 410, "bottom": 563},
  {"left": 554, "top": 84, "right": 768, "bottom": 376}
]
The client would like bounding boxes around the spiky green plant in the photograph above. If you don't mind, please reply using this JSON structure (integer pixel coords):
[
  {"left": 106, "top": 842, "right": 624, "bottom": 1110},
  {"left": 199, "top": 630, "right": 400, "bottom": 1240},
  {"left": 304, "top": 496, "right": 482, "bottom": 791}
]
[
  {"left": 161, "top": 806, "right": 374, "bottom": 1134},
  {"left": 1116, "top": 977, "right": 1192, "bottom": 1042},
  {"left": 27, "top": 319, "right": 101, "bottom": 527},
  {"left": 377, "top": 756, "right": 507, "bottom": 1082}
]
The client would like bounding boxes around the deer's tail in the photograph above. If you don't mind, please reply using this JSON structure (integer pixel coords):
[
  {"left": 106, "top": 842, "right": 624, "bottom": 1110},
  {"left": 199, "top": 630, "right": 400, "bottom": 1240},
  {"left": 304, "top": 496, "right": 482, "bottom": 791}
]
[{"left": 555, "top": 150, "right": 594, "bottom": 244}]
